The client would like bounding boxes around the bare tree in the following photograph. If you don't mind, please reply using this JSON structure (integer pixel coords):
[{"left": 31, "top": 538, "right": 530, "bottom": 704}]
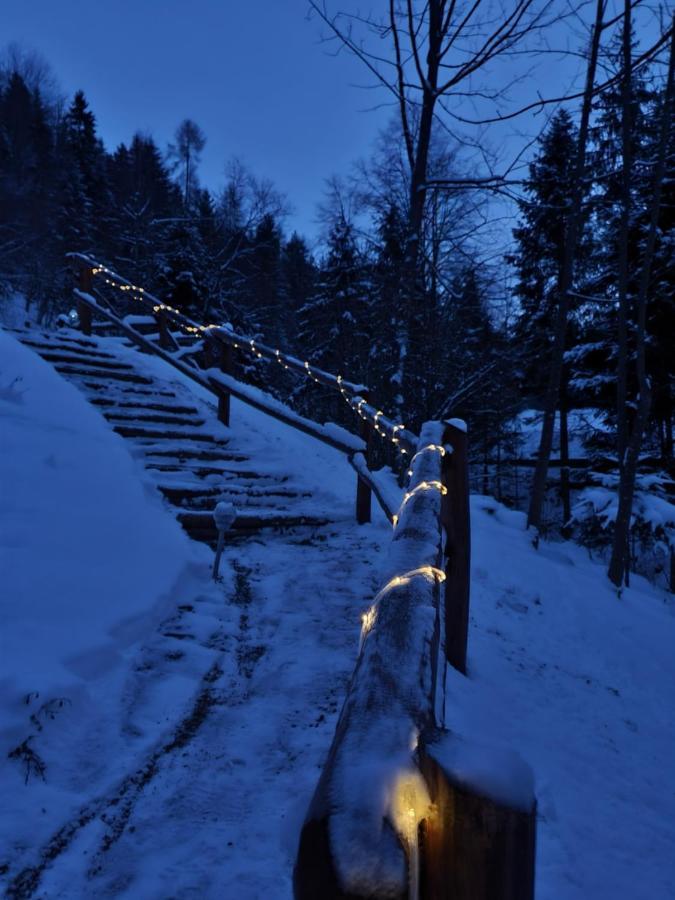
[
  {"left": 309, "top": 0, "right": 571, "bottom": 417},
  {"left": 0, "top": 42, "right": 60, "bottom": 104},
  {"left": 167, "top": 119, "right": 206, "bottom": 210}
]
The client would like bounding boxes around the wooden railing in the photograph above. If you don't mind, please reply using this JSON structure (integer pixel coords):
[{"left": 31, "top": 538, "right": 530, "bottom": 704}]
[
  {"left": 294, "top": 421, "right": 536, "bottom": 900},
  {"left": 68, "top": 252, "right": 416, "bottom": 525},
  {"left": 67, "top": 253, "right": 536, "bottom": 898}
]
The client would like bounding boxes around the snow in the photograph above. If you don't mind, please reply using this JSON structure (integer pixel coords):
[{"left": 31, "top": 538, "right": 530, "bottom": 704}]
[
  {"left": 1, "top": 325, "right": 674, "bottom": 900},
  {"left": 424, "top": 728, "right": 535, "bottom": 812},
  {"left": 461, "top": 496, "right": 675, "bottom": 900},
  {"left": 0, "top": 329, "right": 198, "bottom": 703},
  {"left": 512, "top": 407, "right": 609, "bottom": 459},
  {"left": 445, "top": 417, "right": 467, "bottom": 433}
]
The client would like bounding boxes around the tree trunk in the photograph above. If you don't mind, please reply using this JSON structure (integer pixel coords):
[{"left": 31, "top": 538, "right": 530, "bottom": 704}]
[
  {"left": 559, "top": 375, "right": 571, "bottom": 526},
  {"left": 399, "top": 1, "right": 442, "bottom": 419},
  {"left": 527, "top": 0, "right": 605, "bottom": 530},
  {"left": 615, "top": 0, "right": 633, "bottom": 468}
]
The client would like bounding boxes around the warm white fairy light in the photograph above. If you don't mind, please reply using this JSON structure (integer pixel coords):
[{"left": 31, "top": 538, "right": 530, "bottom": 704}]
[
  {"left": 371, "top": 565, "right": 446, "bottom": 608},
  {"left": 87, "top": 259, "right": 414, "bottom": 453},
  {"left": 409, "top": 444, "right": 447, "bottom": 468},
  {"left": 401, "top": 480, "right": 447, "bottom": 510},
  {"left": 359, "top": 605, "right": 378, "bottom": 652}
]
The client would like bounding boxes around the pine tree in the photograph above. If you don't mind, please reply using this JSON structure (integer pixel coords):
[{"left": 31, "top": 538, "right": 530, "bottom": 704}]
[
  {"left": 297, "top": 217, "right": 370, "bottom": 422},
  {"left": 507, "top": 110, "right": 585, "bottom": 403},
  {"left": 368, "top": 204, "right": 406, "bottom": 413},
  {"left": 281, "top": 232, "right": 316, "bottom": 347}
]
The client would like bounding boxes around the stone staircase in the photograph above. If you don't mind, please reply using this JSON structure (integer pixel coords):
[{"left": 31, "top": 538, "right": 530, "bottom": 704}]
[{"left": 13, "top": 327, "right": 333, "bottom": 545}]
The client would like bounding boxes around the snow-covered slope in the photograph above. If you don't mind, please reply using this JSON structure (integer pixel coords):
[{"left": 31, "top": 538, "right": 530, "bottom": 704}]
[
  {"left": 1, "top": 327, "right": 674, "bottom": 899},
  {"left": 0, "top": 328, "right": 201, "bottom": 735},
  {"left": 455, "top": 496, "right": 675, "bottom": 900}
]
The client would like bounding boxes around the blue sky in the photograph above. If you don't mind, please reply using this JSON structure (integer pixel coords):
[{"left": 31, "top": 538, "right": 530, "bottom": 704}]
[
  {"left": 3, "top": 1, "right": 666, "bottom": 243},
  {"left": 3, "top": 1, "right": 392, "bottom": 239}
]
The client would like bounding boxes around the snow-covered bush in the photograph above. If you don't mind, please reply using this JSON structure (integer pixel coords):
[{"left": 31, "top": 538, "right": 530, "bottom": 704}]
[{"left": 569, "top": 472, "right": 675, "bottom": 588}]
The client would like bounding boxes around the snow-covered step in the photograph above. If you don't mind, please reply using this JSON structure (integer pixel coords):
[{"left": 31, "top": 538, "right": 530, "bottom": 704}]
[
  {"left": 137, "top": 446, "right": 242, "bottom": 464},
  {"left": 102, "top": 411, "right": 207, "bottom": 428},
  {"left": 143, "top": 463, "right": 265, "bottom": 480},
  {"left": 17, "top": 338, "right": 118, "bottom": 361},
  {"left": 176, "top": 509, "right": 333, "bottom": 543},
  {"left": 10, "top": 327, "right": 104, "bottom": 351},
  {"left": 54, "top": 364, "right": 154, "bottom": 384},
  {"left": 111, "top": 424, "right": 225, "bottom": 443},
  {"left": 33, "top": 351, "right": 137, "bottom": 372},
  {"left": 90, "top": 398, "right": 201, "bottom": 416},
  {"left": 157, "top": 484, "right": 311, "bottom": 504},
  {"left": 164, "top": 490, "right": 311, "bottom": 513}
]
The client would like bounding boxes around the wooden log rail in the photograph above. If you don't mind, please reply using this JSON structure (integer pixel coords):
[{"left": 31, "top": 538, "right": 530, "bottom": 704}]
[
  {"left": 294, "top": 421, "right": 537, "bottom": 900},
  {"left": 68, "top": 253, "right": 417, "bottom": 523}
]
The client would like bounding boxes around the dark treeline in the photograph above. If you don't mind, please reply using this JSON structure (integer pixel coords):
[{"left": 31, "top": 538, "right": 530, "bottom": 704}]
[{"left": 0, "top": 36, "right": 673, "bottom": 586}]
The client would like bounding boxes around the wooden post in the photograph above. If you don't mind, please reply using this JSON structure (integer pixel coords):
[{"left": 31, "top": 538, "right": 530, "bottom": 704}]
[
  {"left": 418, "top": 731, "right": 536, "bottom": 900},
  {"left": 355, "top": 390, "right": 372, "bottom": 524},
  {"left": 157, "top": 308, "right": 172, "bottom": 349},
  {"left": 77, "top": 265, "right": 93, "bottom": 336},
  {"left": 441, "top": 421, "right": 470, "bottom": 674},
  {"left": 216, "top": 340, "right": 234, "bottom": 427}
]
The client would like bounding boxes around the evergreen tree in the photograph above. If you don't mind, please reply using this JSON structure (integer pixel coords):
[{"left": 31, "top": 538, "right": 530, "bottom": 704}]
[
  {"left": 280, "top": 232, "right": 315, "bottom": 347},
  {"left": 368, "top": 204, "right": 406, "bottom": 412},
  {"left": 297, "top": 217, "right": 370, "bottom": 422},
  {"left": 507, "top": 109, "right": 586, "bottom": 404}
]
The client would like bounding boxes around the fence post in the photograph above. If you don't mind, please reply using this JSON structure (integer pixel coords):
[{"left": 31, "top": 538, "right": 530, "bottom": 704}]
[
  {"left": 418, "top": 730, "right": 536, "bottom": 900},
  {"left": 355, "top": 389, "right": 372, "bottom": 524},
  {"left": 441, "top": 420, "right": 470, "bottom": 674},
  {"left": 156, "top": 307, "right": 172, "bottom": 349},
  {"left": 216, "top": 340, "right": 234, "bottom": 427},
  {"left": 77, "top": 264, "right": 93, "bottom": 336}
]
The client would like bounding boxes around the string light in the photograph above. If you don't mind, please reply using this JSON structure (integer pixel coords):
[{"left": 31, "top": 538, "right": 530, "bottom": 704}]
[
  {"left": 409, "top": 444, "right": 447, "bottom": 467},
  {"left": 401, "top": 481, "right": 447, "bottom": 510},
  {"left": 359, "top": 605, "right": 378, "bottom": 652},
  {"left": 87, "top": 258, "right": 414, "bottom": 453},
  {"left": 372, "top": 566, "right": 446, "bottom": 607}
]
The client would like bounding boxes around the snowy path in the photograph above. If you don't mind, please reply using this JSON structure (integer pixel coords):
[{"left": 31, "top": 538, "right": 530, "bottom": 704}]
[
  {"left": 1, "top": 327, "right": 391, "bottom": 898},
  {"left": 9, "top": 527, "right": 386, "bottom": 899}
]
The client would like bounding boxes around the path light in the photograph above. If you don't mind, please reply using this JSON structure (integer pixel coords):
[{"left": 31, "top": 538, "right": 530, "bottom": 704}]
[{"left": 212, "top": 500, "right": 237, "bottom": 581}]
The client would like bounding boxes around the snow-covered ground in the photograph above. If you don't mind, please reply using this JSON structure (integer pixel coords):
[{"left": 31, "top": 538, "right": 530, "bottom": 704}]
[{"left": 1, "top": 326, "right": 674, "bottom": 898}]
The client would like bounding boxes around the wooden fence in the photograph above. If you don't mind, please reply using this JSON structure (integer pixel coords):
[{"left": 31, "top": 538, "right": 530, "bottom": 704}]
[{"left": 68, "top": 253, "right": 537, "bottom": 898}]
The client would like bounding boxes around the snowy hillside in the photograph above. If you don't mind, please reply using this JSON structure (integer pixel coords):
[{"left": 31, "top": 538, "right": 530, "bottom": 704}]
[{"left": 1, "top": 327, "right": 674, "bottom": 899}]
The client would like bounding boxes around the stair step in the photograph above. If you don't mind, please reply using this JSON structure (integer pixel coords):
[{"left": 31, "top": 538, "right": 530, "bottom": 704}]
[
  {"left": 56, "top": 365, "right": 153, "bottom": 384},
  {"left": 113, "top": 425, "right": 223, "bottom": 442},
  {"left": 139, "top": 447, "right": 238, "bottom": 463},
  {"left": 145, "top": 463, "right": 271, "bottom": 480},
  {"left": 104, "top": 412, "right": 206, "bottom": 427},
  {"left": 89, "top": 399, "right": 201, "bottom": 415},
  {"left": 13, "top": 328, "right": 102, "bottom": 350},
  {"left": 18, "top": 338, "right": 117, "bottom": 360},
  {"left": 157, "top": 485, "right": 309, "bottom": 504},
  {"left": 171, "top": 494, "right": 306, "bottom": 512},
  {"left": 36, "top": 352, "right": 135, "bottom": 371},
  {"left": 177, "top": 510, "right": 331, "bottom": 543}
]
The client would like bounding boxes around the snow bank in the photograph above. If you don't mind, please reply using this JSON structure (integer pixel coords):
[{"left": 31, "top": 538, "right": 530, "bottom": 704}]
[{"left": 0, "top": 329, "right": 197, "bottom": 750}]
